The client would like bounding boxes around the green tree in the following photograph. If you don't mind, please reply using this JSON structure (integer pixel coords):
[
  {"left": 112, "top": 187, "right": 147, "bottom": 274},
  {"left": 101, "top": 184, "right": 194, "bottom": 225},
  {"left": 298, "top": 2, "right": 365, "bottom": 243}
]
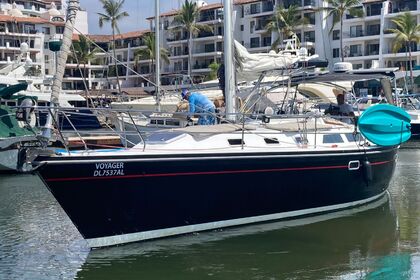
[
  {"left": 322, "top": 0, "right": 363, "bottom": 61},
  {"left": 134, "top": 32, "right": 170, "bottom": 83},
  {"left": 98, "top": 0, "right": 129, "bottom": 93},
  {"left": 173, "top": 0, "right": 211, "bottom": 78},
  {"left": 388, "top": 12, "right": 420, "bottom": 90},
  {"left": 265, "top": 5, "right": 305, "bottom": 50},
  {"left": 70, "top": 35, "right": 100, "bottom": 90},
  {"left": 208, "top": 61, "right": 220, "bottom": 80}
]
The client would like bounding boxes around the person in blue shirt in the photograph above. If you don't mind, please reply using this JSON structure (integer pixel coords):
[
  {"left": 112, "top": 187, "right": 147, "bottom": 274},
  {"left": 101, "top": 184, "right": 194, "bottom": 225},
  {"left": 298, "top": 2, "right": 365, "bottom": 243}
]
[{"left": 181, "top": 89, "right": 216, "bottom": 125}]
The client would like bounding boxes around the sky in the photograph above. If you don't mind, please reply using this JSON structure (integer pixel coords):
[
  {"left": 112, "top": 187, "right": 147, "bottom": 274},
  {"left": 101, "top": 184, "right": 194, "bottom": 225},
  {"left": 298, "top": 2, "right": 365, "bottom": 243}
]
[{"left": 83, "top": 0, "right": 220, "bottom": 35}]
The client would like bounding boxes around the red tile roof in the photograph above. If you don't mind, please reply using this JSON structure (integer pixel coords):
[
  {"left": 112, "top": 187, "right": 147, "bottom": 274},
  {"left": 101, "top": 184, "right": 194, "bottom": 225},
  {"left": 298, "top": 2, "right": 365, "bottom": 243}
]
[
  {"left": 233, "top": 0, "right": 262, "bottom": 4},
  {"left": 0, "top": 14, "right": 64, "bottom": 25},
  {"left": 73, "top": 30, "right": 151, "bottom": 42},
  {"left": 116, "top": 30, "right": 150, "bottom": 40}
]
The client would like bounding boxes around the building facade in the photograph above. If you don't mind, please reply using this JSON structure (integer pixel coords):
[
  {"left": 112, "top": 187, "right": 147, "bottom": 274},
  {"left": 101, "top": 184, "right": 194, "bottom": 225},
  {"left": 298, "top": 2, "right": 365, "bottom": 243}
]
[{"left": 0, "top": 0, "right": 418, "bottom": 94}]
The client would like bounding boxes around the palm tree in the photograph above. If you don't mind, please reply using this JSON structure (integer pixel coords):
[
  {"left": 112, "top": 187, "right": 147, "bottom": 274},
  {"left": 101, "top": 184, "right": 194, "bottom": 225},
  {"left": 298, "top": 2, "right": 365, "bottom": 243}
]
[
  {"left": 265, "top": 5, "right": 305, "bottom": 50},
  {"left": 134, "top": 32, "right": 170, "bottom": 83},
  {"left": 71, "top": 35, "right": 100, "bottom": 90},
  {"left": 98, "top": 0, "right": 129, "bottom": 94},
  {"left": 322, "top": 0, "right": 363, "bottom": 62},
  {"left": 208, "top": 61, "right": 220, "bottom": 80},
  {"left": 173, "top": 0, "right": 211, "bottom": 78},
  {"left": 387, "top": 12, "right": 420, "bottom": 90}
]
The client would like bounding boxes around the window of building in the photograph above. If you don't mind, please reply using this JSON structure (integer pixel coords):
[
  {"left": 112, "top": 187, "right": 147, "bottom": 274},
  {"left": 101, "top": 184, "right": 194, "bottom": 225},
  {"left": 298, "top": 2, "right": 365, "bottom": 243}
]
[
  {"left": 366, "top": 3, "right": 382, "bottom": 16},
  {"left": 350, "top": 25, "right": 363, "bottom": 37},
  {"left": 304, "top": 12, "right": 316, "bottom": 25},
  {"left": 250, "top": 37, "right": 260, "bottom": 48},
  {"left": 333, "top": 48, "right": 340, "bottom": 58},
  {"left": 42, "top": 27, "right": 51, "bottom": 34},
  {"left": 250, "top": 3, "right": 260, "bottom": 14},
  {"left": 44, "top": 42, "right": 49, "bottom": 49},
  {"left": 44, "top": 55, "right": 49, "bottom": 62},
  {"left": 353, "top": 64, "right": 363, "bottom": 69},
  {"left": 262, "top": 36, "right": 271, "bottom": 47},
  {"left": 250, "top": 21, "right": 255, "bottom": 33},
  {"left": 333, "top": 30, "right": 340, "bottom": 40},
  {"left": 216, "top": 41, "right": 222, "bottom": 51},
  {"left": 303, "top": 31, "right": 315, "bottom": 42},
  {"left": 204, "top": 43, "right": 215, "bottom": 53},
  {"left": 56, "top": 26, "right": 64, "bottom": 34},
  {"left": 240, "top": 24, "right": 244, "bottom": 31},
  {"left": 349, "top": 44, "right": 362, "bottom": 56}
]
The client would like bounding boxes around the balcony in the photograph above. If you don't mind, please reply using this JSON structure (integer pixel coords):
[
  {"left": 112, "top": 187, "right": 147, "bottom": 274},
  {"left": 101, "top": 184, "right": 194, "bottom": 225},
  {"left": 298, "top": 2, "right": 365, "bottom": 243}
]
[
  {"left": 284, "top": 0, "right": 302, "bottom": 8},
  {"left": 391, "top": 0, "right": 417, "bottom": 13},
  {"left": 197, "top": 31, "right": 216, "bottom": 38},
  {"left": 167, "top": 35, "right": 188, "bottom": 42},
  {"left": 199, "top": 14, "right": 216, "bottom": 22},
  {"left": 245, "top": 2, "right": 274, "bottom": 16},
  {"left": 304, "top": 0, "right": 316, "bottom": 6},
  {"left": 193, "top": 63, "right": 210, "bottom": 70},
  {"left": 364, "top": 51, "right": 379, "bottom": 56},
  {"left": 255, "top": 19, "right": 270, "bottom": 31},
  {"left": 349, "top": 52, "right": 363, "bottom": 57},
  {"left": 365, "top": 3, "right": 382, "bottom": 16},
  {"left": 344, "top": 29, "right": 380, "bottom": 39}
]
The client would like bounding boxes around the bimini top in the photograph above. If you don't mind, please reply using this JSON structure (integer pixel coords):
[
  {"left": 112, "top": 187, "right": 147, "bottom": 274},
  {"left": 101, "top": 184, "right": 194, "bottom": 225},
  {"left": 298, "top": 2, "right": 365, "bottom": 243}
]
[
  {"left": 291, "top": 72, "right": 390, "bottom": 86},
  {"left": 0, "top": 82, "right": 28, "bottom": 100}
]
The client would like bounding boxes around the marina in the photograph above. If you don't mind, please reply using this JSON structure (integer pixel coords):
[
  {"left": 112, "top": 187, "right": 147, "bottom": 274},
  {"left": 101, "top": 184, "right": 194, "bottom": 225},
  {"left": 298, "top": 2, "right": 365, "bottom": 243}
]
[{"left": 0, "top": 0, "right": 419, "bottom": 278}]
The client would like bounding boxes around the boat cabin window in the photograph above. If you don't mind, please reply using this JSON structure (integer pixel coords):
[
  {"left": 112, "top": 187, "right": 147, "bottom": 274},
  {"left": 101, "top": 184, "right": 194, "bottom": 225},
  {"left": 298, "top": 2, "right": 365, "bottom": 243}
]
[
  {"left": 38, "top": 101, "right": 49, "bottom": 107},
  {"left": 165, "top": 119, "right": 180, "bottom": 126},
  {"left": 150, "top": 119, "right": 164, "bottom": 125},
  {"left": 294, "top": 136, "right": 303, "bottom": 144},
  {"left": 323, "top": 134, "right": 344, "bottom": 144},
  {"left": 345, "top": 133, "right": 363, "bottom": 142},
  {"left": 264, "top": 137, "right": 279, "bottom": 144},
  {"left": 228, "top": 139, "right": 244, "bottom": 145},
  {"left": 68, "top": 101, "right": 87, "bottom": 107}
]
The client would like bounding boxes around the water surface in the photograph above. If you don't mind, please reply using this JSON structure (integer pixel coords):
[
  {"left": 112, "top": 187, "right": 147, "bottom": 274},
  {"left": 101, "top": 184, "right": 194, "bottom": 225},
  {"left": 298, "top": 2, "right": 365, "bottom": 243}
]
[{"left": 1, "top": 150, "right": 420, "bottom": 279}]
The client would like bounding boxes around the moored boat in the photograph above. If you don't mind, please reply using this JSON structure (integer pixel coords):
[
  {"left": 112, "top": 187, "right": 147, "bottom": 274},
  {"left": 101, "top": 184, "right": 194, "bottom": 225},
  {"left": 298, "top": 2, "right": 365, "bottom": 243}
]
[{"left": 31, "top": 107, "right": 410, "bottom": 248}]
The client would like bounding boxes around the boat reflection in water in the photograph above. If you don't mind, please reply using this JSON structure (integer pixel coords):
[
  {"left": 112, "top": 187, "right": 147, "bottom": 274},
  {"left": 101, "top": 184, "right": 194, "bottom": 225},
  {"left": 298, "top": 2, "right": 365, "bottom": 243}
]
[{"left": 77, "top": 195, "right": 399, "bottom": 279}]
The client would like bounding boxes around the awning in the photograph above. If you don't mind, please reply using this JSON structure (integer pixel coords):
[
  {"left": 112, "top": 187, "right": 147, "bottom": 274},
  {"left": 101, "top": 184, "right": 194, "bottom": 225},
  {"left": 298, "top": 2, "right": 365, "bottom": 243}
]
[{"left": 0, "top": 83, "right": 28, "bottom": 100}]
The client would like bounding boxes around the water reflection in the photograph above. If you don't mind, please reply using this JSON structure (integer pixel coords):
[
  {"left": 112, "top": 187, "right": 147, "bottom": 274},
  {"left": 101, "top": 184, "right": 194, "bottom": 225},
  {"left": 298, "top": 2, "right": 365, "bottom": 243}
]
[
  {"left": 77, "top": 195, "right": 397, "bottom": 280},
  {"left": 2, "top": 150, "right": 420, "bottom": 279},
  {"left": 0, "top": 174, "right": 89, "bottom": 280}
]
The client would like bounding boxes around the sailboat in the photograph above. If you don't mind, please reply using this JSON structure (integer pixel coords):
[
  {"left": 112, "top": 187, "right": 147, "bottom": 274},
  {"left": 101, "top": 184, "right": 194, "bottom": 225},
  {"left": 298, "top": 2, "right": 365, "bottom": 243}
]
[{"left": 25, "top": 0, "right": 411, "bottom": 248}]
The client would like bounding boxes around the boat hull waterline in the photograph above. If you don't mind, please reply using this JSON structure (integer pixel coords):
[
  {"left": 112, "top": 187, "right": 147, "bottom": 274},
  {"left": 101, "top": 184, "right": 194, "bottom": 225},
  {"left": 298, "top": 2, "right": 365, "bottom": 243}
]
[{"left": 36, "top": 146, "right": 398, "bottom": 248}]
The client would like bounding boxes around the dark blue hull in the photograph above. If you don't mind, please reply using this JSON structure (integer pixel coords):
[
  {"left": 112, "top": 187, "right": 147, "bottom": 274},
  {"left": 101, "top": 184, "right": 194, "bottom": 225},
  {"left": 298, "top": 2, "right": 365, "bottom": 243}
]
[
  {"left": 38, "top": 110, "right": 101, "bottom": 130},
  {"left": 410, "top": 122, "right": 420, "bottom": 139},
  {"left": 35, "top": 146, "right": 398, "bottom": 247}
]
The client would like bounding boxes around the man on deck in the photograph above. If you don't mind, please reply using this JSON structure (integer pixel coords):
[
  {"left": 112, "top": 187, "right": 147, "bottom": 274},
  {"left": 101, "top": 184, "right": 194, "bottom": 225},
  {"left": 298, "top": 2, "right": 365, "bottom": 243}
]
[{"left": 182, "top": 89, "right": 216, "bottom": 125}]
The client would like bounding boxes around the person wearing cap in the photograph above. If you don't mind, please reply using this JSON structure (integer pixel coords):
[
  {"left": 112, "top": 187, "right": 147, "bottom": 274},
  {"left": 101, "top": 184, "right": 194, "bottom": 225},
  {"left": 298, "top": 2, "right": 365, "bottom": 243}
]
[
  {"left": 336, "top": 93, "right": 354, "bottom": 118},
  {"left": 325, "top": 90, "right": 355, "bottom": 123},
  {"left": 181, "top": 89, "right": 216, "bottom": 125}
]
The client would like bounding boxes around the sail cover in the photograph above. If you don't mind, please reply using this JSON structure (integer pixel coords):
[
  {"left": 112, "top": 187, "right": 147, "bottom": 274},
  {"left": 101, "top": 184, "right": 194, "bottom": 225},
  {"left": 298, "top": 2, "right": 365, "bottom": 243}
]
[{"left": 234, "top": 41, "right": 299, "bottom": 82}]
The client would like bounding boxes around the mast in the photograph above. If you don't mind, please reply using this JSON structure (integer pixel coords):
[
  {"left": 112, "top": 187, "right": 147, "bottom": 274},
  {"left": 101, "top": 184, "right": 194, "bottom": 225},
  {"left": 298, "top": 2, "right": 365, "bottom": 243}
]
[
  {"left": 155, "top": 0, "right": 161, "bottom": 111},
  {"left": 51, "top": 0, "right": 79, "bottom": 105},
  {"left": 42, "top": 0, "right": 79, "bottom": 139},
  {"left": 223, "top": 0, "right": 236, "bottom": 121}
]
